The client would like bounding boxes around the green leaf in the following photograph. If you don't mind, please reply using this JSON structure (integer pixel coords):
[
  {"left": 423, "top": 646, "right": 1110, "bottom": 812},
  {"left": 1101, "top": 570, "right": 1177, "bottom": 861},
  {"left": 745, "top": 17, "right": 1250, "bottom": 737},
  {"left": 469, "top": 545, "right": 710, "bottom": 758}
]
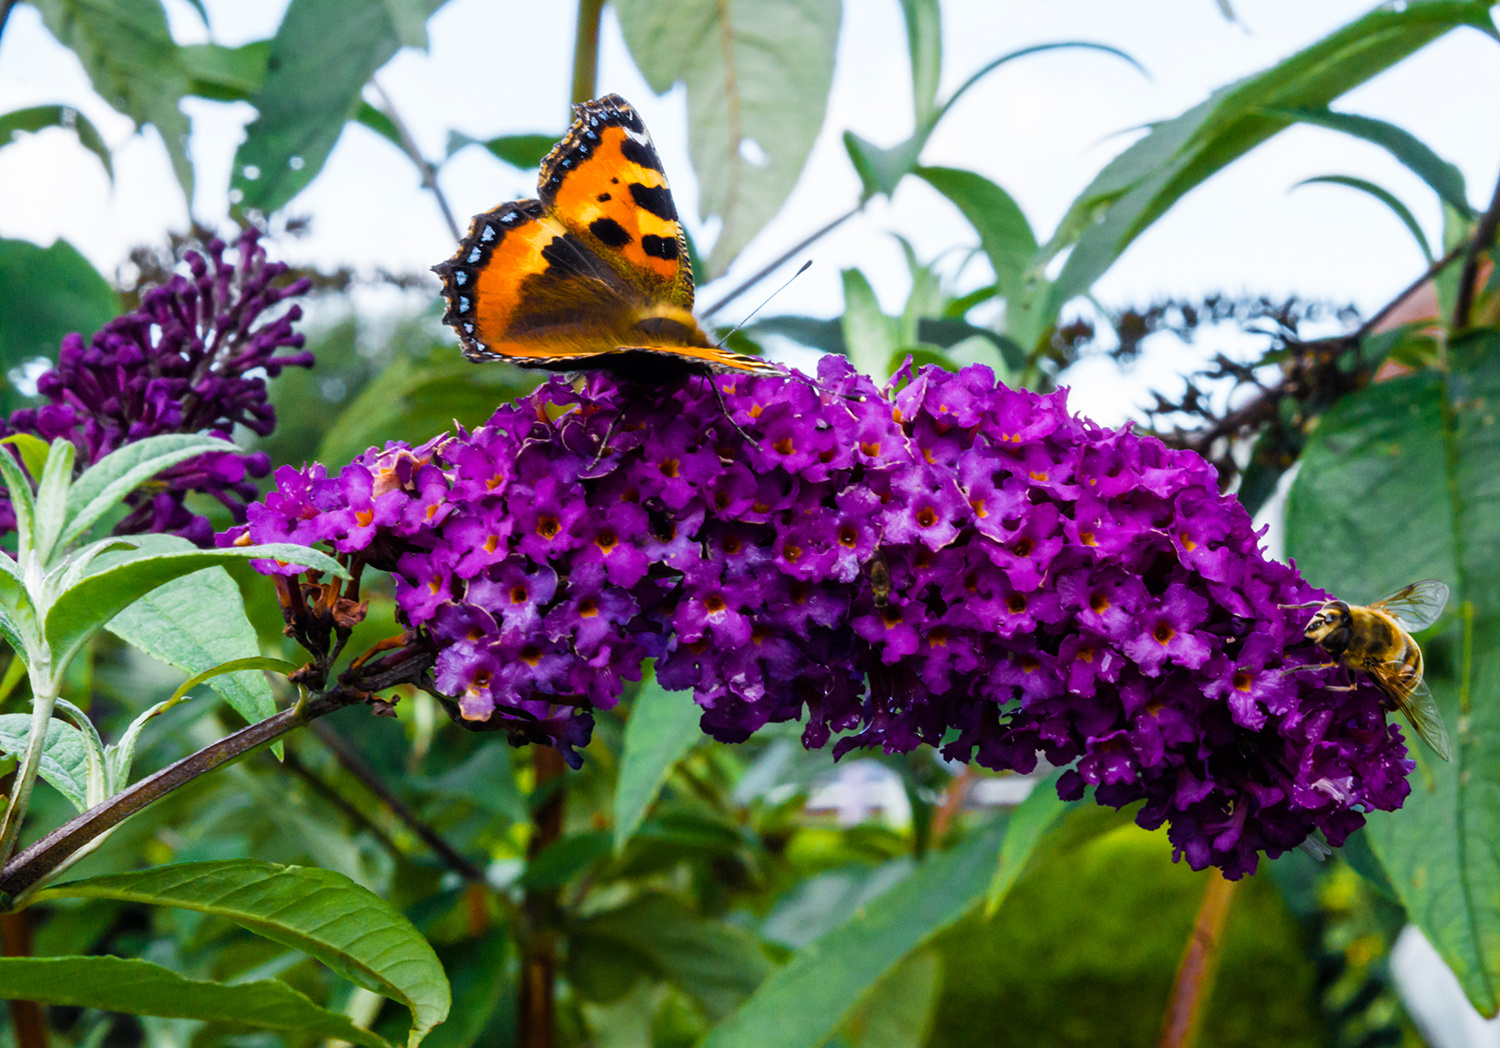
[
  {"left": 60, "top": 432, "right": 239, "bottom": 551},
  {"left": 410, "top": 744, "right": 526, "bottom": 824},
  {"left": 836, "top": 948, "right": 941, "bottom": 1048},
  {"left": 446, "top": 131, "right": 557, "bottom": 170},
  {"left": 180, "top": 40, "right": 271, "bottom": 101},
  {"left": 381, "top": 0, "right": 433, "bottom": 49},
  {"left": 614, "top": 675, "right": 702, "bottom": 851},
  {"left": 845, "top": 43, "right": 1142, "bottom": 207},
  {"left": 0, "top": 440, "right": 37, "bottom": 564},
  {"left": 35, "top": 859, "right": 450, "bottom": 1041},
  {"left": 45, "top": 542, "right": 347, "bottom": 672},
  {"left": 523, "top": 830, "right": 613, "bottom": 890},
  {"left": 0, "top": 104, "right": 112, "bottom": 178},
  {"left": 1284, "top": 332, "right": 1500, "bottom": 1015},
  {"left": 356, "top": 100, "right": 405, "bottom": 151},
  {"left": 53, "top": 699, "right": 108, "bottom": 806},
  {"left": 0, "top": 956, "right": 390, "bottom": 1048},
  {"left": 614, "top": 0, "right": 841, "bottom": 277},
  {"left": 1293, "top": 174, "right": 1433, "bottom": 261},
  {"left": 0, "top": 713, "right": 91, "bottom": 811},
  {"left": 841, "top": 269, "right": 899, "bottom": 380},
  {"left": 104, "top": 537, "right": 282, "bottom": 733},
  {"left": 3, "top": 434, "right": 51, "bottom": 481},
  {"left": 1043, "top": 1, "right": 1496, "bottom": 321},
  {"left": 31, "top": 438, "right": 76, "bottom": 566},
  {"left": 984, "top": 771, "right": 1079, "bottom": 914},
  {"left": 844, "top": 131, "right": 924, "bottom": 203},
  {"left": 232, "top": 0, "right": 444, "bottom": 214},
  {"left": 915, "top": 166, "right": 1044, "bottom": 349},
  {"left": 700, "top": 813, "right": 1009, "bottom": 1048},
  {"left": 747, "top": 315, "right": 846, "bottom": 354},
  {"left": 1262, "top": 105, "right": 1470, "bottom": 216},
  {"left": 0, "top": 238, "right": 117, "bottom": 412},
  {"left": 574, "top": 893, "right": 773, "bottom": 1019},
  {"left": 31, "top": 0, "right": 194, "bottom": 202},
  {"left": 899, "top": 0, "right": 942, "bottom": 126},
  {"left": 106, "top": 657, "right": 295, "bottom": 789}
]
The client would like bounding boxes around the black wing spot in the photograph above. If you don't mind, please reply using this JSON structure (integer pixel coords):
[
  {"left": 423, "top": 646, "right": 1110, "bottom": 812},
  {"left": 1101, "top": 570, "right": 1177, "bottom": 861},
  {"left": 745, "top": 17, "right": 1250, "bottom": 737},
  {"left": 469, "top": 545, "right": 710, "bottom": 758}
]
[
  {"left": 540, "top": 233, "right": 593, "bottom": 276},
  {"left": 629, "top": 182, "right": 677, "bottom": 221},
  {"left": 589, "top": 217, "right": 632, "bottom": 247},
  {"left": 640, "top": 234, "right": 678, "bottom": 261},
  {"left": 620, "top": 137, "right": 664, "bottom": 172},
  {"left": 597, "top": 192, "right": 611, "bottom": 202}
]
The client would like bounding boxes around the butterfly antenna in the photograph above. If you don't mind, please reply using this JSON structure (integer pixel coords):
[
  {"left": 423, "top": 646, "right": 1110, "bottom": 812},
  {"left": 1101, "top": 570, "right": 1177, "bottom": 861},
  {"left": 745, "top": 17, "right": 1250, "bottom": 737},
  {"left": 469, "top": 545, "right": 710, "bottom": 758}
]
[{"left": 714, "top": 260, "right": 812, "bottom": 349}]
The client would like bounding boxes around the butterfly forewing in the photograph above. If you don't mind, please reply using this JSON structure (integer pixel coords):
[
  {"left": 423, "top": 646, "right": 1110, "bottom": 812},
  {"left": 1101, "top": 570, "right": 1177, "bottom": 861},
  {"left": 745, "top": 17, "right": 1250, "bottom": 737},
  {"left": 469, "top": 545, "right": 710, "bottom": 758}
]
[
  {"left": 1370, "top": 580, "right": 1449, "bottom": 633},
  {"left": 539, "top": 95, "right": 695, "bottom": 310}
]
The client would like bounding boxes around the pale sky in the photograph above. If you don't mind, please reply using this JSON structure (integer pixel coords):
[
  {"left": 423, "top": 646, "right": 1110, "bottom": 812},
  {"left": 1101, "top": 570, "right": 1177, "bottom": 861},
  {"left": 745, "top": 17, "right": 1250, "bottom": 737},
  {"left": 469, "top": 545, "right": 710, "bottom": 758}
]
[{"left": 2, "top": 0, "right": 1499, "bottom": 427}]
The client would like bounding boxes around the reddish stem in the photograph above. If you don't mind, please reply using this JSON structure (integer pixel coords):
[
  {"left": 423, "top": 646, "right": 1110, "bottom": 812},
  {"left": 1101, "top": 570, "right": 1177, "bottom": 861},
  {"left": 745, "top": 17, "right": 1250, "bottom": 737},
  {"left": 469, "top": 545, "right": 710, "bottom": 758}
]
[
  {"left": 519, "top": 745, "right": 568, "bottom": 1048},
  {"left": 1158, "top": 873, "right": 1237, "bottom": 1048},
  {"left": 2, "top": 910, "right": 48, "bottom": 1047}
]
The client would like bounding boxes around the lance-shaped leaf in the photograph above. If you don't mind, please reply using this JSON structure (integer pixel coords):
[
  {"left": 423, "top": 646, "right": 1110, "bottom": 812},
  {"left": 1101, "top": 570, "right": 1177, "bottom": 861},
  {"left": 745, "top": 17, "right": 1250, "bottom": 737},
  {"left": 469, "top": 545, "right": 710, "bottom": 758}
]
[
  {"left": 1285, "top": 331, "right": 1500, "bottom": 1016},
  {"left": 34, "top": 859, "right": 450, "bottom": 1042},
  {"left": 0, "top": 713, "right": 91, "bottom": 811},
  {"left": 614, "top": 674, "right": 703, "bottom": 851},
  {"left": 59, "top": 433, "right": 239, "bottom": 551},
  {"left": 1293, "top": 174, "right": 1434, "bottom": 261},
  {"left": 614, "top": 0, "right": 841, "bottom": 277},
  {"left": 1261, "top": 105, "right": 1470, "bottom": 216},
  {"left": 916, "top": 166, "right": 1046, "bottom": 349},
  {"left": 0, "top": 104, "right": 112, "bottom": 178},
  {"left": 30, "top": 0, "right": 194, "bottom": 201},
  {"left": 31, "top": 438, "right": 76, "bottom": 566},
  {"left": 841, "top": 269, "right": 899, "bottom": 379},
  {"left": 232, "top": 0, "right": 445, "bottom": 214},
  {"left": 0, "top": 238, "right": 117, "bottom": 419},
  {"left": 0, "top": 439, "right": 37, "bottom": 563},
  {"left": 0, "top": 956, "right": 390, "bottom": 1048},
  {"left": 700, "top": 812, "right": 1013, "bottom": 1048},
  {"left": 45, "top": 542, "right": 346, "bottom": 672},
  {"left": 104, "top": 532, "right": 281, "bottom": 733},
  {"left": 1043, "top": 1, "right": 1497, "bottom": 322}
]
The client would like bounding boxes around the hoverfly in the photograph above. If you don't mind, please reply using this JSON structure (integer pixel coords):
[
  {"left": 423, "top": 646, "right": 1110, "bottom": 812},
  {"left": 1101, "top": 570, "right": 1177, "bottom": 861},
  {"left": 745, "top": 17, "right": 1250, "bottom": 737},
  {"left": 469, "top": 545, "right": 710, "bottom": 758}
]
[
  {"left": 867, "top": 552, "right": 892, "bottom": 609},
  {"left": 1282, "top": 580, "right": 1452, "bottom": 761}
]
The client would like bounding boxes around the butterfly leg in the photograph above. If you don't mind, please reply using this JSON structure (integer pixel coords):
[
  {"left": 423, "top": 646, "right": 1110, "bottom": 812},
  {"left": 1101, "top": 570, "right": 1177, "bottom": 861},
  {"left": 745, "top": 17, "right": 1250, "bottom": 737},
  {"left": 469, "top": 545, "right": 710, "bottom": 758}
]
[{"left": 708, "top": 374, "right": 757, "bottom": 444}]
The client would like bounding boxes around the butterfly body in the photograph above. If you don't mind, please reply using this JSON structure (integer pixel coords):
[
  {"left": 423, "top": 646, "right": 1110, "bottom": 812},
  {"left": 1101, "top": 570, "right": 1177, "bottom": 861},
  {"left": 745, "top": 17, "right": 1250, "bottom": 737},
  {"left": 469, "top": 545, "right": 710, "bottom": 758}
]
[{"left": 435, "top": 94, "right": 779, "bottom": 379}]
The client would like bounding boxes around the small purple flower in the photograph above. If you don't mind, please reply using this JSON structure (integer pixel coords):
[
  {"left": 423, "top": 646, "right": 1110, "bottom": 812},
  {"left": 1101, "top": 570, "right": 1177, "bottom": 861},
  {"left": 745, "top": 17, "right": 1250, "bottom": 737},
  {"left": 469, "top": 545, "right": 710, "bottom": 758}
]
[
  {"left": 229, "top": 358, "right": 1414, "bottom": 874},
  {"left": 3, "top": 229, "right": 313, "bottom": 545}
]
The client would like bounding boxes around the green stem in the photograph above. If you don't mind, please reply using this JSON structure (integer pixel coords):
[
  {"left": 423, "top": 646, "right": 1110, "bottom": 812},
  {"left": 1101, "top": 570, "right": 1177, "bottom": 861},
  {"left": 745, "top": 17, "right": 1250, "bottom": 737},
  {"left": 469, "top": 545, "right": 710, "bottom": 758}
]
[
  {"left": 570, "top": 0, "right": 606, "bottom": 107},
  {"left": 0, "top": 677, "right": 58, "bottom": 866}
]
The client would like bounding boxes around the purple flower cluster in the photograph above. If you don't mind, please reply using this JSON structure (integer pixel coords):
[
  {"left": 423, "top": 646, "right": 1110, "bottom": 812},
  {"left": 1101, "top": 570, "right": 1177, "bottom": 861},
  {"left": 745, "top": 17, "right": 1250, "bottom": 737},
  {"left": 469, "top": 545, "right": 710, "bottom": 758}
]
[
  {"left": 1, "top": 229, "right": 313, "bottom": 545},
  {"left": 226, "top": 357, "right": 1413, "bottom": 876}
]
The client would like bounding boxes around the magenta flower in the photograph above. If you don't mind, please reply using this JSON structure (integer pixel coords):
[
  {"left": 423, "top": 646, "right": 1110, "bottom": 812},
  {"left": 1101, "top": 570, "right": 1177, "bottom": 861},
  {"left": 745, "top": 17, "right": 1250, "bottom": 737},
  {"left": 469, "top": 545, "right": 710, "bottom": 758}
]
[
  {"left": 2, "top": 229, "right": 313, "bottom": 545},
  {"left": 225, "top": 358, "right": 1414, "bottom": 877}
]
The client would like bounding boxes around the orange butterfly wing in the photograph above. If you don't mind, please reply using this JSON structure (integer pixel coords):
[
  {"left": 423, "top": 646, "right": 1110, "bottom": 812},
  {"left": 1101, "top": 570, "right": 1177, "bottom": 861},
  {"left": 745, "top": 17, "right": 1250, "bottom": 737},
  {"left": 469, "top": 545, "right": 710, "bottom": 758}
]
[{"left": 434, "top": 94, "right": 777, "bottom": 377}]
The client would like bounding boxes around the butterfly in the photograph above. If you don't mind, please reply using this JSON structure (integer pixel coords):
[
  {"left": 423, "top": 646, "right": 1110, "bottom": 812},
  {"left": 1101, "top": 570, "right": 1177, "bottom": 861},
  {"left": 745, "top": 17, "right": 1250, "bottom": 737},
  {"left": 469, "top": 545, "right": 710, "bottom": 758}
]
[{"left": 434, "top": 94, "right": 781, "bottom": 380}]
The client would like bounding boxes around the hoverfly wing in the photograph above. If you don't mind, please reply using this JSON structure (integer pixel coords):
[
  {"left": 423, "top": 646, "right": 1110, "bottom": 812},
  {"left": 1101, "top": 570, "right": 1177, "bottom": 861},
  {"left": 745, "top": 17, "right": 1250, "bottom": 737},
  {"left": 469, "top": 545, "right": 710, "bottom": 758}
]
[
  {"left": 1384, "top": 671, "right": 1454, "bottom": 762},
  {"left": 1370, "top": 580, "right": 1449, "bottom": 633},
  {"left": 1298, "top": 828, "right": 1332, "bottom": 861}
]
